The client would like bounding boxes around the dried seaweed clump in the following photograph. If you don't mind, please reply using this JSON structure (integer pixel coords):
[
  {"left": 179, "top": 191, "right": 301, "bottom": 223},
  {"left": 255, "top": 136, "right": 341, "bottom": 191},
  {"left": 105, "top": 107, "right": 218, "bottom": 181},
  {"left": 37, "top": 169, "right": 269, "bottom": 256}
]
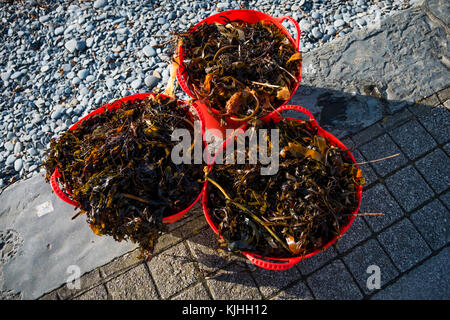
[
  {"left": 206, "top": 119, "right": 364, "bottom": 258},
  {"left": 44, "top": 94, "right": 204, "bottom": 259},
  {"left": 179, "top": 20, "right": 302, "bottom": 122}
]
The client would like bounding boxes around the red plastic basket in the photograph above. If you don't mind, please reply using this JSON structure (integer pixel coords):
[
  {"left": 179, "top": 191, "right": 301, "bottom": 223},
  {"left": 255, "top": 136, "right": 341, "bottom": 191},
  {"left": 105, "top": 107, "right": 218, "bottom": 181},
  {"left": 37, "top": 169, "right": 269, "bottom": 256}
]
[
  {"left": 201, "top": 105, "right": 363, "bottom": 270},
  {"left": 176, "top": 9, "right": 302, "bottom": 125},
  {"left": 50, "top": 92, "right": 206, "bottom": 224}
]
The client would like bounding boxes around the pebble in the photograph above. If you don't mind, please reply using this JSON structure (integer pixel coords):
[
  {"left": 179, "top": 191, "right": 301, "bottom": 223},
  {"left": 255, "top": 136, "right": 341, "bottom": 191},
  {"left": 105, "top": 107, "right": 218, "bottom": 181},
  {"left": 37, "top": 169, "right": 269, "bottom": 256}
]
[
  {"left": 143, "top": 45, "right": 157, "bottom": 58},
  {"left": 131, "top": 78, "right": 142, "bottom": 89},
  {"left": 311, "top": 27, "right": 323, "bottom": 39},
  {"left": 300, "top": 19, "right": 312, "bottom": 32},
  {"left": 94, "top": 0, "right": 107, "bottom": 9},
  {"left": 14, "top": 159, "right": 23, "bottom": 172},
  {"left": 334, "top": 19, "right": 346, "bottom": 27},
  {"left": 144, "top": 75, "right": 159, "bottom": 89}
]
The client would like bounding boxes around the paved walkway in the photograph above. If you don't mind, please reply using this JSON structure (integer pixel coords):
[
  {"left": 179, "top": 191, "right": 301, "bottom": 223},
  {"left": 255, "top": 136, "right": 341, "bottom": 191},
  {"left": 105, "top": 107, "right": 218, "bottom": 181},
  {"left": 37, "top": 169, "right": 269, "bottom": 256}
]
[{"left": 1, "top": 0, "right": 449, "bottom": 300}]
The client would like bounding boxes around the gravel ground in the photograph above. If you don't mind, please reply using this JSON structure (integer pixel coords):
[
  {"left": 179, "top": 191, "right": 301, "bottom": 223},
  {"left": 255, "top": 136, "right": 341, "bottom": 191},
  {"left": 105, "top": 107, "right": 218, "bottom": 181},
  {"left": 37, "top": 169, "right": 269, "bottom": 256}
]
[{"left": 0, "top": 0, "right": 418, "bottom": 190}]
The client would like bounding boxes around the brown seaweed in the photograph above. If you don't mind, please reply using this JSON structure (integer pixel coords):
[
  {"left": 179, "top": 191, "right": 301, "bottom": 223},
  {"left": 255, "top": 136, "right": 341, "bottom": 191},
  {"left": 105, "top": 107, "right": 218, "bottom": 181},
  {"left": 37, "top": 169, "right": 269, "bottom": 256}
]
[{"left": 43, "top": 94, "right": 204, "bottom": 260}]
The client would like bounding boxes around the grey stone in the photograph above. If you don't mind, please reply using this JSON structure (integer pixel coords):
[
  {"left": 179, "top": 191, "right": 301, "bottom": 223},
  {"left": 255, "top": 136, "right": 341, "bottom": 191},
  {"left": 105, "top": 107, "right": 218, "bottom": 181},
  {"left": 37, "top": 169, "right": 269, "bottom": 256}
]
[
  {"left": 301, "top": 6, "right": 448, "bottom": 108},
  {"left": 311, "top": 27, "right": 322, "bottom": 38},
  {"left": 106, "top": 264, "right": 158, "bottom": 300},
  {"left": 334, "top": 19, "right": 346, "bottom": 27},
  {"left": 14, "top": 142, "right": 22, "bottom": 154},
  {"left": 4, "top": 141, "right": 14, "bottom": 152},
  {"left": 14, "top": 158, "right": 23, "bottom": 172},
  {"left": 131, "top": 79, "right": 142, "bottom": 90},
  {"left": 299, "top": 20, "right": 312, "bottom": 32},
  {"left": 142, "top": 45, "right": 157, "bottom": 58},
  {"left": 206, "top": 263, "right": 262, "bottom": 300},
  {"left": 297, "top": 247, "right": 337, "bottom": 276},
  {"left": 377, "top": 218, "right": 431, "bottom": 272},
  {"left": 271, "top": 280, "right": 314, "bottom": 300},
  {"left": 93, "top": 0, "right": 107, "bottom": 9},
  {"left": 389, "top": 120, "right": 437, "bottom": 160},
  {"left": 373, "top": 247, "right": 450, "bottom": 299},
  {"left": 171, "top": 283, "right": 211, "bottom": 300},
  {"left": 144, "top": 75, "right": 159, "bottom": 89},
  {"left": 0, "top": 175, "right": 136, "bottom": 299},
  {"left": 385, "top": 166, "right": 434, "bottom": 213},
  {"left": 343, "top": 239, "right": 399, "bottom": 294},
  {"left": 415, "top": 148, "right": 450, "bottom": 194},
  {"left": 54, "top": 26, "right": 65, "bottom": 36},
  {"left": 359, "top": 134, "right": 407, "bottom": 177},
  {"left": 360, "top": 183, "right": 405, "bottom": 232},
  {"left": 336, "top": 217, "right": 372, "bottom": 253},
  {"left": 64, "top": 39, "right": 78, "bottom": 53},
  {"left": 186, "top": 227, "right": 239, "bottom": 275},
  {"left": 77, "top": 69, "right": 89, "bottom": 80},
  {"left": 73, "top": 285, "right": 108, "bottom": 300},
  {"left": 147, "top": 242, "right": 199, "bottom": 299},
  {"left": 251, "top": 264, "right": 302, "bottom": 298},
  {"left": 410, "top": 200, "right": 449, "bottom": 250},
  {"left": 307, "top": 260, "right": 363, "bottom": 299},
  {"left": 440, "top": 190, "right": 450, "bottom": 210}
]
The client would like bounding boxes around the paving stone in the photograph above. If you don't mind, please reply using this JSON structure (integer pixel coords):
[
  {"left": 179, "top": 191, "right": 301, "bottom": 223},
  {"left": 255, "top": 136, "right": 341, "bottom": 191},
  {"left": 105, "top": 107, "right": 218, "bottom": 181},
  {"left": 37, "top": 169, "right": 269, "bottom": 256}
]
[
  {"left": 410, "top": 200, "right": 449, "bottom": 250},
  {"left": 436, "top": 86, "right": 450, "bottom": 103},
  {"left": 343, "top": 239, "right": 399, "bottom": 294},
  {"left": 385, "top": 166, "right": 434, "bottom": 212},
  {"left": 380, "top": 108, "right": 414, "bottom": 131},
  {"left": 106, "top": 264, "right": 158, "bottom": 300},
  {"left": 147, "top": 242, "right": 199, "bottom": 299},
  {"left": 377, "top": 218, "right": 431, "bottom": 272},
  {"left": 38, "top": 290, "right": 59, "bottom": 300},
  {"left": 306, "top": 260, "right": 363, "bottom": 300},
  {"left": 440, "top": 190, "right": 450, "bottom": 210},
  {"left": 186, "top": 227, "right": 240, "bottom": 275},
  {"left": 360, "top": 184, "right": 405, "bottom": 232},
  {"left": 73, "top": 284, "right": 108, "bottom": 300},
  {"left": 250, "top": 263, "right": 302, "bottom": 298},
  {"left": 270, "top": 280, "right": 314, "bottom": 300},
  {"left": 416, "top": 93, "right": 440, "bottom": 107},
  {"left": 415, "top": 148, "right": 450, "bottom": 194},
  {"left": 389, "top": 120, "right": 437, "bottom": 160},
  {"left": 409, "top": 103, "right": 450, "bottom": 144},
  {"left": 296, "top": 247, "right": 337, "bottom": 276},
  {"left": 171, "top": 283, "right": 211, "bottom": 300},
  {"left": 336, "top": 217, "right": 372, "bottom": 253},
  {"left": 350, "top": 123, "right": 385, "bottom": 147},
  {"left": 153, "top": 231, "right": 183, "bottom": 255},
  {"left": 206, "top": 263, "right": 262, "bottom": 300},
  {"left": 372, "top": 247, "right": 450, "bottom": 300},
  {"left": 358, "top": 134, "right": 407, "bottom": 177},
  {"left": 443, "top": 143, "right": 450, "bottom": 157},
  {"left": 175, "top": 214, "right": 208, "bottom": 239},
  {"left": 57, "top": 269, "right": 102, "bottom": 300},
  {"left": 100, "top": 249, "right": 141, "bottom": 278}
]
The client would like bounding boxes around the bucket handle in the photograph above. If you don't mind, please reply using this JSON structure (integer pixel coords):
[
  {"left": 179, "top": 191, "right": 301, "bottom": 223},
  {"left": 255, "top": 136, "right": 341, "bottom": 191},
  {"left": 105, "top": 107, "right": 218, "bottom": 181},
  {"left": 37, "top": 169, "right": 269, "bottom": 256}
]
[
  {"left": 243, "top": 252, "right": 303, "bottom": 271},
  {"left": 274, "top": 16, "right": 301, "bottom": 50},
  {"left": 261, "top": 104, "right": 318, "bottom": 128}
]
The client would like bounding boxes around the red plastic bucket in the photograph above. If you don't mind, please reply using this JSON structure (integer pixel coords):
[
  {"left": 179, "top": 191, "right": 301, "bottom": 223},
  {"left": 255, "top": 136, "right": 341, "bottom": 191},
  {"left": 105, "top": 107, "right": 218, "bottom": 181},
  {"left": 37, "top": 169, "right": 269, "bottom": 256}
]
[
  {"left": 50, "top": 92, "right": 206, "bottom": 224},
  {"left": 176, "top": 9, "right": 302, "bottom": 127},
  {"left": 201, "top": 105, "right": 363, "bottom": 270}
]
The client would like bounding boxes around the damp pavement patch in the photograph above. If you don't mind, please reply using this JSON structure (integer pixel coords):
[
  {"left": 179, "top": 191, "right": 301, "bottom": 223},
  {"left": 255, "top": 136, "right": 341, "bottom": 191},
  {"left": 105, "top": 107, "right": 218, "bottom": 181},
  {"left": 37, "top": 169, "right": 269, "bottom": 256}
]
[{"left": 0, "top": 174, "right": 136, "bottom": 299}]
